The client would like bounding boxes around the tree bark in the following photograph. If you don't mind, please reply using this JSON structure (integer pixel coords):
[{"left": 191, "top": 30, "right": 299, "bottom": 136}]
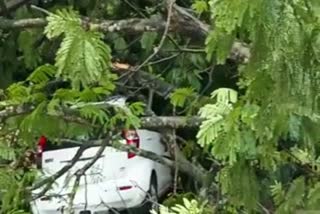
[
  {"left": 0, "top": 4, "right": 250, "bottom": 63},
  {"left": 0, "top": 104, "right": 203, "bottom": 129},
  {"left": 0, "top": 17, "right": 46, "bottom": 29},
  {"left": 141, "top": 116, "right": 203, "bottom": 129}
]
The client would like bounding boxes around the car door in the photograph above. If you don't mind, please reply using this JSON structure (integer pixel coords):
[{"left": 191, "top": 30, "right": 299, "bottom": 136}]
[
  {"left": 150, "top": 132, "right": 172, "bottom": 193},
  {"left": 138, "top": 130, "right": 172, "bottom": 193}
]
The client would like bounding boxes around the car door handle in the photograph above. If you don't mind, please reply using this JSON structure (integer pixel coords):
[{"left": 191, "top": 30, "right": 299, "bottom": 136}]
[{"left": 146, "top": 137, "right": 152, "bottom": 141}]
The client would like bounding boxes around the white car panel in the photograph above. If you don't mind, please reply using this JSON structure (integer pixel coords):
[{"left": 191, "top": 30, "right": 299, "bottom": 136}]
[{"left": 31, "top": 129, "right": 173, "bottom": 214}]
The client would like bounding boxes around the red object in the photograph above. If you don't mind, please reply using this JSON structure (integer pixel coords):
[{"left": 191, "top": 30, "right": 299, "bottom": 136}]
[
  {"left": 118, "top": 185, "right": 133, "bottom": 191},
  {"left": 122, "top": 130, "right": 139, "bottom": 159},
  {"left": 36, "top": 135, "right": 47, "bottom": 169},
  {"left": 37, "top": 135, "right": 47, "bottom": 155}
]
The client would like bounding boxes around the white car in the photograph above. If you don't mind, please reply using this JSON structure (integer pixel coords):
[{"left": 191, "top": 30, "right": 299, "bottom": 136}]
[{"left": 31, "top": 99, "right": 173, "bottom": 214}]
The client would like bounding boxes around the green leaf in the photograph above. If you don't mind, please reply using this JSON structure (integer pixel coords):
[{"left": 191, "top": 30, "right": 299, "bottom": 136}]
[
  {"left": 278, "top": 177, "right": 305, "bottom": 212},
  {"left": 219, "top": 161, "right": 259, "bottom": 211},
  {"left": 44, "top": 8, "right": 113, "bottom": 89},
  {"left": 6, "top": 83, "right": 30, "bottom": 104},
  {"left": 197, "top": 88, "right": 239, "bottom": 162},
  {"left": 27, "top": 64, "right": 56, "bottom": 84},
  {"left": 129, "top": 102, "right": 145, "bottom": 116},
  {"left": 79, "top": 105, "right": 108, "bottom": 125},
  {"left": 44, "top": 8, "right": 81, "bottom": 39},
  {"left": 211, "top": 88, "right": 238, "bottom": 103},
  {"left": 0, "top": 145, "right": 16, "bottom": 161},
  {"left": 270, "top": 181, "right": 286, "bottom": 206},
  {"left": 205, "top": 31, "right": 235, "bottom": 63},
  {"left": 192, "top": 0, "right": 208, "bottom": 15},
  {"left": 114, "top": 37, "right": 127, "bottom": 51},
  {"left": 140, "top": 32, "right": 157, "bottom": 52},
  {"left": 18, "top": 30, "right": 41, "bottom": 69},
  {"left": 307, "top": 182, "right": 320, "bottom": 209},
  {"left": 54, "top": 31, "right": 111, "bottom": 88},
  {"left": 170, "top": 87, "right": 196, "bottom": 108}
]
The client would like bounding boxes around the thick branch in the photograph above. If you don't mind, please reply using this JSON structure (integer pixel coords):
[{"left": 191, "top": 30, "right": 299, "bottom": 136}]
[
  {"left": 0, "top": 104, "right": 34, "bottom": 121},
  {"left": 141, "top": 116, "right": 203, "bottom": 129},
  {"left": 0, "top": 4, "right": 250, "bottom": 63},
  {"left": 0, "top": 104, "right": 203, "bottom": 129},
  {"left": 96, "top": 16, "right": 165, "bottom": 34},
  {"left": 0, "top": 0, "right": 31, "bottom": 16},
  {"left": 0, "top": 16, "right": 164, "bottom": 32},
  {"left": 72, "top": 137, "right": 211, "bottom": 187},
  {"left": 30, "top": 135, "right": 212, "bottom": 199},
  {"left": 114, "top": 142, "right": 211, "bottom": 187},
  {"left": 0, "top": 17, "right": 46, "bottom": 29},
  {"left": 0, "top": 103, "right": 204, "bottom": 130}
]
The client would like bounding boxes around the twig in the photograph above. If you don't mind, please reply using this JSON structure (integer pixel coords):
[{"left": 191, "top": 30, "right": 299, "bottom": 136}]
[
  {"left": 84, "top": 175, "right": 88, "bottom": 211},
  {"left": 172, "top": 107, "right": 179, "bottom": 195},
  {"left": 131, "top": 181, "right": 175, "bottom": 212},
  {"left": 163, "top": 48, "right": 205, "bottom": 53},
  {"left": 30, "top": 5, "right": 50, "bottom": 15},
  {"left": 258, "top": 202, "right": 271, "bottom": 214},
  {"left": 122, "top": 0, "right": 147, "bottom": 18},
  {"left": 27, "top": 133, "right": 212, "bottom": 204},
  {"left": 133, "top": 0, "right": 175, "bottom": 72},
  {"left": 30, "top": 144, "right": 90, "bottom": 199},
  {"left": 200, "top": 65, "right": 215, "bottom": 95},
  {"left": 167, "top": 35, "right": 205, "bottom": 53},
  {"left": 63, "top": 139, "right": 108, "bottom": 213},
  {"left": 147, "top": 88, "right": 154, "bottom": 113},
  {"left": 96, "top": 200, "right": 121, "bottom": 214},
  {"left": 146, "top": 53, "right": 180, "bottom": 66}
]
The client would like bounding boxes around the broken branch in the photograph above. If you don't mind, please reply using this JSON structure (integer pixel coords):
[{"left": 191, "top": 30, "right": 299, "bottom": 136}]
[{"left": 0, "top": 3, "right": 250, "bottom": 63}]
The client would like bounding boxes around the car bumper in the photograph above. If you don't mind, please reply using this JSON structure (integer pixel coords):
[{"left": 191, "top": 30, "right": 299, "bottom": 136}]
[{"left": 31, "top": 180, "right": 148, "bottom": 214}]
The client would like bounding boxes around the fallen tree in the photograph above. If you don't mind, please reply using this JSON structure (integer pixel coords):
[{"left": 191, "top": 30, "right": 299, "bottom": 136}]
[
  {"left": 0, "top": 2, "right": 250, "bottom": 63},
  {"left": 30, "top": 134, "right": 213, "bottom": 199}
]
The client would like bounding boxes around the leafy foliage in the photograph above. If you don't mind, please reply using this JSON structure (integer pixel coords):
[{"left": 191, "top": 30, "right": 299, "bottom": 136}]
[
  {"left": 27, "top": 64, "right": 56, "bottom": 84},
  {"left": 141, "top": 32, "right": 158, "bottom": 52},
  {"left": 151, "top": 198, "right": 208, "bottom": 214},
  {"left": 44, "top": 8, "right": 113, "bottom": 89},
  {"left": 18, "top": 30, "right": 42, "bottom": 69},
  {"left": 0, "top": 0, "right": 319, "bottom": 213},
  {"left": 192, "top": 0, "right": 209, "bottom": 15},
  {"left": 170, "top": 87, "right": 197, "bottom": 108},
  {"left": 197, "top": 88, "right": 238, "bottom": 161},
  {"left": 0, "top": 169, "right": 37, "bottom": 213},
  {"left": 200, "top": 0, "right": 320, "bottom": 212}
]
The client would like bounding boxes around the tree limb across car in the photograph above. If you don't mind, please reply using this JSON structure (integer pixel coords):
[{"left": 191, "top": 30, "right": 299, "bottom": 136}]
[{"left": 29, "top": 134, "right": 215, "bottom": 201}]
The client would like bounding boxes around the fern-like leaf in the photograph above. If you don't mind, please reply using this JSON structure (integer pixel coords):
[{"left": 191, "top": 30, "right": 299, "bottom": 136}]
[
  {"left": 27, "top": 64, "right": 56, "bottom": 84},
  {"left": 270, "top": 181, "right": 286, "bottom": 206},
  {"left": 197, "top": 88, "right": 238, "bottom": 147},
  {"left": 170, "top": 87, "right": 196, "bottom": 108},
  {"left": 44, "top": 8, "right": 81, "bottom": 39},
  {"left": 44, "top": 8, "right": 112, "bottom": 89}
]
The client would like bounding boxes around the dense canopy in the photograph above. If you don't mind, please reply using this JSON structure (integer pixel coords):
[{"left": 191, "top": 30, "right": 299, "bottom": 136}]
[{"left": 0, "top": 0, "right": 319, "bottom": 213}]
